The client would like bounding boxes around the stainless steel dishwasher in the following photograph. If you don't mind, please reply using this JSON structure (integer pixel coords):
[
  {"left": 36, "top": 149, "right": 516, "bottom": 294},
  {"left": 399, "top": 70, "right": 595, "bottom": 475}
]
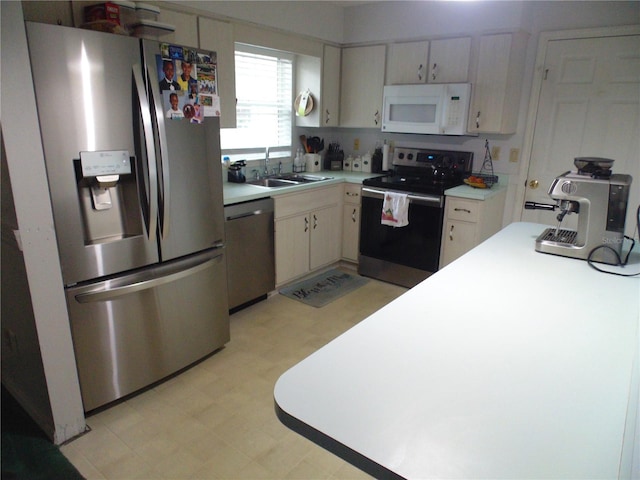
[{"left": 224, "top": 198, "right": 275, "bottom": 311}]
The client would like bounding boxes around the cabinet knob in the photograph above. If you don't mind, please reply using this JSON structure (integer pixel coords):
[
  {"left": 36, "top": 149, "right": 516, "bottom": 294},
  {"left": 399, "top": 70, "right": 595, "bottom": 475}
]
[
  {"left": 352, "top": 208, "right": 357, "bottom": 222},
  {"left": 304, "top": 217, "right": 309, "bottom": 232},
  {"left": 313, "top": 214, "right": 318, "bottom": 229},
  {"left": 449, "top": 224, "right": 454, "bottom": 241},
  {"left": 374, "top": 110, "right": 380, "bottom": 125},
  {"left": 418, "top": 64, "right": 423, "bottom": 81},
  {"left": 431, "top": 63, "right": 437, "bottom": 81},
  {"left": 325, "top": 109, "right": 330, "bottom": 124},
  {"left": 475, "top": 111, "right": 481, "bottom": 129},
  {"left": 529, "top": 180, "right": 539, "bottom": 189}
]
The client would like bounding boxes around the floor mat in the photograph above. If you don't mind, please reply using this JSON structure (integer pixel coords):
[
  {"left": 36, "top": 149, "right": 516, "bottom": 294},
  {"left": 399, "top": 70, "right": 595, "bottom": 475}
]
[
  {"left": 1, "top": 386, "right": 84, "bottom": 480},
  {"left": 279, "top": 269, "right": 369, "bottom": 307}
]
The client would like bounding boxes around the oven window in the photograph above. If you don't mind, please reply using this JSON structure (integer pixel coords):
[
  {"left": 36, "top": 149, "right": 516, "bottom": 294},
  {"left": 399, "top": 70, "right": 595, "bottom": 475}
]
[{"left": 359, "top": 195, "right": 444, "bottom": 272}]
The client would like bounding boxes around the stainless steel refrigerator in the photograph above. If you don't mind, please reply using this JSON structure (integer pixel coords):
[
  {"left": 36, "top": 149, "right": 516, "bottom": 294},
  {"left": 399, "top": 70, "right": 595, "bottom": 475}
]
[{"left": 26, "top": 22, "right": 230, "bottom": 412}]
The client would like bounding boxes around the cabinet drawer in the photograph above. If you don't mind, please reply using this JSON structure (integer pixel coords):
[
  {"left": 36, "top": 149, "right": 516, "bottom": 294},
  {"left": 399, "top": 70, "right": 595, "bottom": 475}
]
[
  {"left": 447, "top": 198, "right": 479, "bottom": 222},
  {"left": 344, "top": 184, "right": 361, "bottom": 204},
  {"left": 275, "top": 185, "right": 341, "bottom": 219}
]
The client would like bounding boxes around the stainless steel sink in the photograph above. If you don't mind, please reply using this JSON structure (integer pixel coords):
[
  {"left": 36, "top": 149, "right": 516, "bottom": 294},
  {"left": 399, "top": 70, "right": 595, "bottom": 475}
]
[
  {"left": 246, "top": 178, "right": 300, "bottom": 188},
  {"left": 246, "top": 174, "right": 334, "bottom": 188},
  {"left": 275, "top": 174, "right": 334, "bottom": 183}
]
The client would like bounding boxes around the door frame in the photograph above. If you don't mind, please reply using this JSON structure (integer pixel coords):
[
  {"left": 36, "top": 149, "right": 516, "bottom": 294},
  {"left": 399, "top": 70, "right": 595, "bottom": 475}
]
[{"left": 515, "top": 24, "right": 640, "bottom": 222}]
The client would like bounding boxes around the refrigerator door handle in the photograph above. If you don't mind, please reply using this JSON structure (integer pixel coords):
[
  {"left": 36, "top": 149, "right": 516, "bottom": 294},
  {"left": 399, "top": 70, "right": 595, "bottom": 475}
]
[
  {"left": 146, "top": 65, "right": 171, "bottom": 240},
  {"left": 132, "top": 63, "right": 158, "bottom": 241},
  {"left": 75, "top": 251, "right": 224, "bottom": 303}
]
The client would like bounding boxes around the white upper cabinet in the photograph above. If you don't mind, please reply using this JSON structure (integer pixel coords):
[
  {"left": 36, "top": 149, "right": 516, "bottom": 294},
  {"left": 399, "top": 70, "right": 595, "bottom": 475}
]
[
  {"left": 386, "top": 37, "right": 471, "bottom": 85},
  {"left": 428, "top": 37, "right": 471, "bottom": 83},
  {"left": 468, "top": 31, "right": 529, "bottom": 134},
  {"left": 340, "top": 45, "right": 386, "bottom": 128},
  {"left": 322, "top": 45, "right": 341, "bottom": 127},
  {"left": 386, "top": 41, "right": 429, "bottom": 84},
  {"left": 198, "top": 17, "right": 237, "bottom": 128}
]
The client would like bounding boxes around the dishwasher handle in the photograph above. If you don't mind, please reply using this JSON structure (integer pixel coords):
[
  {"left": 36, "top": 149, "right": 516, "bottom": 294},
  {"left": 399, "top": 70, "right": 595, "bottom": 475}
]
[
  {"left": 225, "top": 198, "right": 275, "bottom": 222},
  {"left": 226, "top": 209, "right": 267, "bottom": 221}
]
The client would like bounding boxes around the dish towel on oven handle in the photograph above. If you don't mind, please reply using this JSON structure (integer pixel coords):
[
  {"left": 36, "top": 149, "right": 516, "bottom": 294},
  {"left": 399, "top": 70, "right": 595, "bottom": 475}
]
[{"left": 381, "top": 192, "right": 409, "bottom": 227}]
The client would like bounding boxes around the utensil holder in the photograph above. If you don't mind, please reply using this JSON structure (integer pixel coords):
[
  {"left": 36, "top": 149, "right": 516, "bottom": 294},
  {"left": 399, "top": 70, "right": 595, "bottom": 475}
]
[{"left": 304, "top": 153, "right": 322, "bottom": 173}]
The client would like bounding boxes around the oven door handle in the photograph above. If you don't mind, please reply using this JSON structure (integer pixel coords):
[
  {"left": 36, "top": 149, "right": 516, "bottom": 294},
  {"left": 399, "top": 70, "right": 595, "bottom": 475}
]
[{"left": 362, "top": 187, "right": 443, "bottom": 207}]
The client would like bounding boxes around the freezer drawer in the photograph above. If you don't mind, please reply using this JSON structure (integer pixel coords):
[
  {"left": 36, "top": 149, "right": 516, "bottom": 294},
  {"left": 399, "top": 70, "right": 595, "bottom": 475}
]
[{"left": 66, "top": 249, "right": 229, "bottom": 411}]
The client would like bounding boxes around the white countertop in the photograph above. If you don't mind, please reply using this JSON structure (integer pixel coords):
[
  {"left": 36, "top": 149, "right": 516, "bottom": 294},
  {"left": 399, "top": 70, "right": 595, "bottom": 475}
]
[
  {"left": 223, "top": 171, "right": 378, "bottom": 205},
  {"left": 274, "top": 222, "right": 640, "bottom": 479},
  {"left": 444, "top": 181, "right": 508, "bottom": 201}
]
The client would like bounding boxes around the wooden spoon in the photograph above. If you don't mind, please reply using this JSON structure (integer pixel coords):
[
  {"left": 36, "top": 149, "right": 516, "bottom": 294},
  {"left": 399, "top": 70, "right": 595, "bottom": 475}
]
[{"left": 300, "top": 135, "right": 309, "bottom": 153}]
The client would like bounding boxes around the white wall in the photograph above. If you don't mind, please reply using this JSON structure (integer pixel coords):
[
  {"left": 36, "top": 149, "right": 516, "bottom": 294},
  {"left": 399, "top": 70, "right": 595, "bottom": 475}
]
[
  {"left": 1, "top": 2, "right": 86, "bottom": 444},
  {"left": 342, "top": 1, "right": 637, "bottom": 44},
  {"left": 171, "top": 0, "right": 346, "bottom": 44}
]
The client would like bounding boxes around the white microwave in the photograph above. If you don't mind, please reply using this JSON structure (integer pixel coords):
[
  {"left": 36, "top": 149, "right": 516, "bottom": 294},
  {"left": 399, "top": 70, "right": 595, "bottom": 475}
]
[{"left": 381, "top": 83, "right": 471, "bottom": 135}]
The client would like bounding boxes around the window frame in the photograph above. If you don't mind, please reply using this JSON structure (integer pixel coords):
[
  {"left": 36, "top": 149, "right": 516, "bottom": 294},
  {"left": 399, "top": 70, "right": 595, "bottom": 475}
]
[{"left": 220, "top": 43, "right": 294, "bottom": 162}]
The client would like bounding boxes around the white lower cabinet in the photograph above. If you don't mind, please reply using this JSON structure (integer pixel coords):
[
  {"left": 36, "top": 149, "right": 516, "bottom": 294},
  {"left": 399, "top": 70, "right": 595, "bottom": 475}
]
[
  {"left": 439, "top": 191, "right": 506, "bottom": 267},
  {"left": 310, "top": 205, "right": 341, "bottom": 270},
  {"left": 341, "top": 184, "right": 361, "bottom": 262},
  {"left": 275, "top": 186, "right": 342, "bottom": 285}
]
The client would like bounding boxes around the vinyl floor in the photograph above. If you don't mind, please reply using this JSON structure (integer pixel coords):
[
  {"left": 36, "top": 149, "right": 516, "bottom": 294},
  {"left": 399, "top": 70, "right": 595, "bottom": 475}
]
[{"left": 60, "top": 272, "right": 407, "bottom": 479}]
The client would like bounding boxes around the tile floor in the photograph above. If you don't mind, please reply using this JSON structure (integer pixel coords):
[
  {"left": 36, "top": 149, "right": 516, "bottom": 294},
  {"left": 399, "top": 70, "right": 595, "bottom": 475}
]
[{"left": 61, "top": 270, "right": 407, "bottom": 479}]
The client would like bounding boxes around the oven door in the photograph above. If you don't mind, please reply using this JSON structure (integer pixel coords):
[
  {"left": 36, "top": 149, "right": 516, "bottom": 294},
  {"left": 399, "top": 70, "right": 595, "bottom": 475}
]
[{"left": 358, "top": 187, "right": 444, "bottom": 288}]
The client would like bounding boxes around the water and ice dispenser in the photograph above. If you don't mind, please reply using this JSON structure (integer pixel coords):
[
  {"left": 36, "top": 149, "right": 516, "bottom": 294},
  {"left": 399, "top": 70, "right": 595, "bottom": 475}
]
[{"left": 75, "top": 150, "right": 143, "bottom": 245}]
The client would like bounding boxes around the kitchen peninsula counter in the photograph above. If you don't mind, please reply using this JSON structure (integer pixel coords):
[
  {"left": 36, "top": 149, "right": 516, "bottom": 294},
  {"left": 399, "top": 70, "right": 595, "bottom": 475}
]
[{"left": 274, "top": 222, "right": 640, "bottom": 479}]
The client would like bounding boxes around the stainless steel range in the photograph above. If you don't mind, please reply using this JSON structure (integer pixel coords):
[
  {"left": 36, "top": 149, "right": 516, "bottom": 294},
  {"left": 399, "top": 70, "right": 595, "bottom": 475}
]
[{"left": 358, "top": 147, "right": 473, "bottom": 287}]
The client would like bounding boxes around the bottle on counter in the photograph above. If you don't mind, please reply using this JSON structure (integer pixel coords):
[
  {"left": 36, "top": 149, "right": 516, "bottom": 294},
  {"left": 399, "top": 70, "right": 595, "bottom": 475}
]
[
  {"left": 343, "top": 155, "right": 353, "bottom": 171},
  {"left": 382, "top": 141, "right": 390, "bottom": 171},
  {"left": 361, "top": 151, "right": 372, "bottom": 173}
]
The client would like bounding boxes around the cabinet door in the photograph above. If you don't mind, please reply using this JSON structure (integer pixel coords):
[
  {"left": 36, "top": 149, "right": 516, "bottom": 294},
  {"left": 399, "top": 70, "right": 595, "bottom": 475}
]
[
  {"left": 158, "top": 10, "right": 198, "bottom": 47},
  {"left": 322, "top": 45, "right": 341, "bottom": 126},
  {"left": 198, "top": 17, "right": 237, "bottom": 128},
  {"left": 340, "top": 45, "right": 386, "bottom": 127},
  {"left": 310, "top": 205, "right": 341, "bottom": 270},
  {"left": 275, "top": 214, "right": 310, "bottom": 285},
  {"left": 428, "top": 37, "right": 471, "bottom": 84},
  {"left": 440, "top": 220, "right": 477, "bottom": 267},
  {"left": 468, "top": 32, "right": 528, "bottom": 134},
  {"left": 386, "top": 41, "right": 429, "bottom": 85},
  {"left": 342, "top": 203, "right": 360, "bottom": 262}
]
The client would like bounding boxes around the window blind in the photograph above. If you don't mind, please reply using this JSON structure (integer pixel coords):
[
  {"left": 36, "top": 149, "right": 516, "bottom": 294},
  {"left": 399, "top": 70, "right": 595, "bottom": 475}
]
[{"left": 220, "top": 45, "right": 293, "bottom": 154}]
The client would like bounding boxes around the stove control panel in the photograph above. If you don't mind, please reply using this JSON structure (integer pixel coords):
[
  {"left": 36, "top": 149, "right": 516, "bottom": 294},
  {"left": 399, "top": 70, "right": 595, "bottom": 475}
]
[{"left": 392, "top": 148, "right": 473, "bottom": 173}]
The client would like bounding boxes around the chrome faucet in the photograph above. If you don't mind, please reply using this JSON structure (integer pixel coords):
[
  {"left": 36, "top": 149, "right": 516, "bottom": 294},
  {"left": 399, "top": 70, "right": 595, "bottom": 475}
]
[{"left": 264, "top": 147, "right": 270, "bottom": 176}]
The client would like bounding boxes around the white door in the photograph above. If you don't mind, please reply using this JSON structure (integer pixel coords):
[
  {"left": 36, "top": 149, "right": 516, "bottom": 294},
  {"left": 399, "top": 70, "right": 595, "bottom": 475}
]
[{"left": 522, "top": 34, "right": 640, "bottom": 235}]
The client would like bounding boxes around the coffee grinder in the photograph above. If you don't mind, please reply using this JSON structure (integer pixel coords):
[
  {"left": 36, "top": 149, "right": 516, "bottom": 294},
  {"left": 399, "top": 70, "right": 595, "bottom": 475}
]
[{"left": 525, "top": 157, "right": 632, "bottom": 264}]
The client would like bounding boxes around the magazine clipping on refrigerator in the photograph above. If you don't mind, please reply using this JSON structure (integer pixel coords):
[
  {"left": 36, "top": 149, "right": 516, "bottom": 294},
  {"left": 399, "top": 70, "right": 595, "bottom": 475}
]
[{"left": 157, "top": 42, "right": 221, "bottom": 123}]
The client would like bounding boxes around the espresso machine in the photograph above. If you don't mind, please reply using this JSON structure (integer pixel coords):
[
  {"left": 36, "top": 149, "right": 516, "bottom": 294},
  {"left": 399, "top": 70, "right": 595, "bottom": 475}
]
[{"left": 525, "top": 158, "right": 632, "bottom": 264}]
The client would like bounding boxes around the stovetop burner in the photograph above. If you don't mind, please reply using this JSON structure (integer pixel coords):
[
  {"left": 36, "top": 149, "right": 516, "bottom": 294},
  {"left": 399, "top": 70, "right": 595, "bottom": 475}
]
[{"left": 362, "top": 147, "right": 474, "bottom": 195}]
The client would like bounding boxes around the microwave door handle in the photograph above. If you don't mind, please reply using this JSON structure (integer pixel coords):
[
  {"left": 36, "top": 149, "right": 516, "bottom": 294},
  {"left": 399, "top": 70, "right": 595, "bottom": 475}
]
[
  {"left": 146, "top": 66, "right": 171, "bottom": 240},
  {"left": 132, "top": 64, "right": 158, "bottom": 241}
]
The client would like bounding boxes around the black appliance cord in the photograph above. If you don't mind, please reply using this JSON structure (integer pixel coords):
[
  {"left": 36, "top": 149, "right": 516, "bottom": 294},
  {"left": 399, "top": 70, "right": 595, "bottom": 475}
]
[{"left": 586, "top": 204, "right": 640, "bottom": 277}]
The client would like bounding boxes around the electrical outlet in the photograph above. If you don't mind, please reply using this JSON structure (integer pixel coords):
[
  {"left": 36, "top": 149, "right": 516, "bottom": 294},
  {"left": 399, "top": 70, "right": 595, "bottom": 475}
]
[
  {"left": 491, "top": 146, "right": 501, "bottom": 161},
  {"left": 354, "top": 138, "right": 360, "bottom": 151},
  {"left": 509, "top": 148, "right": 520, "bottom": 163}
]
